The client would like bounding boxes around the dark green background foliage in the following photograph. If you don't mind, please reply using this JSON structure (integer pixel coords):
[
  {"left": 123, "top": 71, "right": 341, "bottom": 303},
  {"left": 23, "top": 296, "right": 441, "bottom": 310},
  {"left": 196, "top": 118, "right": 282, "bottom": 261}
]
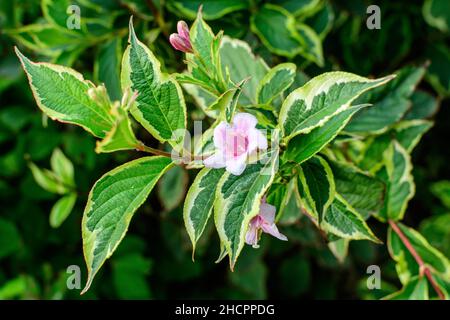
[{"left": 0, "top": 0, "right": 449, "bottom": 299}]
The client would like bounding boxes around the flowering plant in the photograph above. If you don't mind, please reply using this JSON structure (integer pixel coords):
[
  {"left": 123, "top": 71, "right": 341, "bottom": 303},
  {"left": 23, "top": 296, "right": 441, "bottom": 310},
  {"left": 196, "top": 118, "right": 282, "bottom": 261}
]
[{"left": 15, "top": 7, "right": 449, "bottom": 300}]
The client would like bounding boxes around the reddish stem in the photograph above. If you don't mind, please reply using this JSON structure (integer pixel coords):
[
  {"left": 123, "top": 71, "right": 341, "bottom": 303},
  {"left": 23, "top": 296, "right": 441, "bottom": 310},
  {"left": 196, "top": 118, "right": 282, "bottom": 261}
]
[{"left": 389, "top": 220, "right": 445, "bottom": 300}]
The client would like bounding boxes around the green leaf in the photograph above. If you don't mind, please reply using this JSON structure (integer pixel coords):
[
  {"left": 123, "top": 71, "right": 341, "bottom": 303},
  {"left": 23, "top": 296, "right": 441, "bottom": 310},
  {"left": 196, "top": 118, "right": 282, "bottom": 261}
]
[
  {"left": 430, "top": 181, "right": 450, "bottom": 209},
  {"left": 346, "top": 66, "right": 426, "bottom": 134},
  {"left": 279, "top": 71, "right": 393, "bottom": 142},
  {"left": 184, "top": 168, "right": 225, "bottom": 257},
  {"left": 158, "top": 165, "right": 188, "bottom": 211},
  {"left": 168, "top": 0, "right": 248, "bottom": 20},
  {"left": 328, "top": 238, "right": 350, "bottom": 263},
  {"left": 251, "top": 5, "right": 303, "bottom": 58},
  {"left": 209, "top": 80, "right": 245, "bottom": 122},
  {"left": 7, "top": 24, "right": 85, "bottom": 58},
  {"left": 112, "top": 253, "right": 152, "bottom": 299},
  {"left": 322, "top": 194, "right": 380, "bottom": 242},
  {"left": 273, "top": 179, "right": 302, "bottom": 225},
  {"left": 16, "top": 48, "right": 114, "bottom": 138},
  {"left": 0, "top": 218, "right": 22, "bottom": 260},
  {"left": 296, "top": 23, "right": 324, "bottom": 67},
  {"left": 272, "top": 0, "right": 321, "bottom": 17},
  {"left": 375, "top": 141, "right": 415, "bottom": 222},
  {"left": 328, "top": 159, "right": 385, "bottom": 219},
  {"left": 95, "top": 91, "right": 140, "bottom": 153},
  {"left": 297, "top": 155, "right": 335, "bottom": 223},
  {"left": 0, "top": 276, "right": 29, "bottom": 299},
  {"left": 425, "top": 44, "right": 450, "bottom": 97},
  {"left": 188, "top": 9, "right": 218, "bottom": 86},
  {"left": 121, "top": 18, "right": 187, "bottom": 147},
  {"left": 420, "top": 213, "right": 450, "bottom": 258},
  {"left": 404, "top": 90, "right": 439, "bottom": 120},
  {"left": 304, "top": 2, "right": 334, "bottom": 39},
  {"left": 256, "top": 63, "right": 296, "bottom": 105},
  {"left": 81, "top": 156, "right": 173, "bottom": 294},
  {"left": 357, "top": 134, "right": 392, "bottom": 174},
  {"left": 423, "top": 0, "right": 450, "bottom": 33},
  {"left": 28, "top": 162, "right": 70, "bottom": 194},
  {"left": 383, "top": 276, "right": 429, "bottom": 300},
  {"left": 220, "top": 36, "right": 269, "bottom": 105},
  {"left": 283, "top": 104, "right": 368, "bottom": 164},
  {"left": 49, "top": 192, "right": 77, "bottom": 228},
  {"left": 214, "top": 149, "right": 279, "bottom": 269},
  {"left": 394, "top": 120, "right": 433, "bottom": 153},
  {"left": 181, "top": 82, "right": 218, "bottom": 118},
  {"left": 94, "top": 38, "right": 122, "bottom": 101},
  {"left": 50, "top": 148, "right": 75, "bottom": 187},
  {"left": 388, "top": 223, "right": 450, "bottom": 284}
]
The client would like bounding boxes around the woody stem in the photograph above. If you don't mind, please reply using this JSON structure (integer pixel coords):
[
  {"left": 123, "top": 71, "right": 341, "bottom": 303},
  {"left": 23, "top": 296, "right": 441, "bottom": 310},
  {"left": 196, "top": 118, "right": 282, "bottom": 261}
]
[{"left": 388, "top": 220, "right": 445, "bottom": 300}]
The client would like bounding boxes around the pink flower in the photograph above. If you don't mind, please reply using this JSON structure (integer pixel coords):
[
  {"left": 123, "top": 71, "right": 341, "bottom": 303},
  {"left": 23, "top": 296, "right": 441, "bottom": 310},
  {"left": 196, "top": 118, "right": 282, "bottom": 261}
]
[
  {"left": 203, "top": 113, "right": 268, "bottom": 175},
  {"left": 245, "top": 197, "right": 288, "bottom": 248},
  {"left": 169, "top": 21, "right": 193, "bottom": 53}
]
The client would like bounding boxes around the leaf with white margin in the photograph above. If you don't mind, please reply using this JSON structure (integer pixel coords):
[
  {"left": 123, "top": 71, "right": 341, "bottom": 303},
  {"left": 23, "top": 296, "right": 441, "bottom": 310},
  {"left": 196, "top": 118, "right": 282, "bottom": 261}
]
[
  {"left": 168, "top": 0, "right": 248, "bottom": 20},
  {"left": 184, "top": 168, "right": 226, "bottom": 257},
  {"left": 214, "top": 149, "right": 279, "bottom": 269},
  {"left": 208, "top": 79, "right": 246, "bottom": 122},
  {"left": 383, "top": 276, "right": 429, "bottom": 300},
  {"left": 16, "top": 47, "right": 114, "bottom": 138},
  {"left": 375, "top": 141, "right": 415, "bottom": 222},
  {"left": 251, "top": 4, "right": 303, "bottom": 58},
  {"left": 256, "top": 63, "right": 296, "bottom": 105},
  {"left": 283, "top": 104, "right": 368, "bottom": 164},
  {"left": 297, "top": 155, "right": 335, "bottom": 223},
  {"left": 188, "top": 8, "right": 217, "bottom": 85},
  {"left": 220, "top": 36, "right": 269, "bottom": 105},
  {"left": 328, "top": 238, "right": 349, "bottom": 263},
  {"left": 121, "top": 18, "right": 186, "bottom": 147},
  {"left": 279, "top": 71, "right": 394, "bottom": 142},
  {"left": 346, "top": 66, "right": 426, "bottom": 134},
  {"left": 95, "top": 89, "right": 140, "bottom": 154},
  {"left": 322, "top": 194, "right": 380, "bottom": 243},
  {"left": 327, "top": 158, "right": 385, "bottom": 220},
  {"left": 387, "top": 223, "right": 450, "bottom": 285},
  {"left": 181, "top": 82, "right": 219, "bottom": 118},
  {"left": 394, "top": 120, "right": 433, "bottom": 153},
  {"left": 296, "top": 23, "right": 324, "bottom": 67},
  {"left": 81, "top": 156, "right": 173, "bottom": 294}
]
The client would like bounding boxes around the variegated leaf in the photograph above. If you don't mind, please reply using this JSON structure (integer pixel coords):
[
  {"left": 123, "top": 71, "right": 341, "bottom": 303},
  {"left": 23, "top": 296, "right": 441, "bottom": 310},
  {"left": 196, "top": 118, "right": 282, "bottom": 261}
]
[
  {"left": 214, "top": 150, "right": 279, "bottom": 269},
  {"left": 256, "top": 63, "right": 296, "bottom": 105},
  {"left": 81, "top": 156, "right": 173, "bottom": 294},
  {"left": 121, "top": 18, "right": 186, "bottom": 147},
  {"left": 297, "top": 155, "right": 335, "bottom": 223},
  {"left": 283, "top": 104, "right": 368, "bottom": 164},
  {"left": 279, "top": 71, "right": 394, "bottom": 142},
  {"left": 16, "top": 47, "right": 114, "bottom": 138},
  {"left": 184, "top": 168, "right": 225, "bottom": 257},
  {"left": 375, "top": 141, "right": 415, "bottom": 222}
]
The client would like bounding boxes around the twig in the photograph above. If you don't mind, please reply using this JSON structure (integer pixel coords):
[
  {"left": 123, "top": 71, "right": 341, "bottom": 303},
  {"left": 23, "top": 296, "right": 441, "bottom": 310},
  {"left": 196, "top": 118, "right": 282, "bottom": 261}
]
[
  {"left": 388, "top": 220, "right": 445, "bottom": 300},
  {"left": 145, "top": 0, "right": 169, "bottom": 38}
]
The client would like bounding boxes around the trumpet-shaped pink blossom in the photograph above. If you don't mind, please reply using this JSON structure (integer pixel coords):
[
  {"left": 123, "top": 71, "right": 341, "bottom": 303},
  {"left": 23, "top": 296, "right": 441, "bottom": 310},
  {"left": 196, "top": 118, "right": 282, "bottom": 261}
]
[
  {"left": 245, "top": 197, "right": 288, "bottom": 248},
  {"left": 169, "top": 21, "right": 193, "bottom": 53},
  {"left": 204, "top": 113, "right": 267, "bottom": 175}
]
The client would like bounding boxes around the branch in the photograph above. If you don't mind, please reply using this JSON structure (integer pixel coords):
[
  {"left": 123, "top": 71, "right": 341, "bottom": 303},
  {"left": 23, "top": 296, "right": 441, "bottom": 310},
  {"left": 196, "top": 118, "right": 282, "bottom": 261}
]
[
  {"left": 388, "top": 220, "right": 445, "bottom": 300},
  {"left": 145, "top": 0, "right": 169, "bottom": 38}
]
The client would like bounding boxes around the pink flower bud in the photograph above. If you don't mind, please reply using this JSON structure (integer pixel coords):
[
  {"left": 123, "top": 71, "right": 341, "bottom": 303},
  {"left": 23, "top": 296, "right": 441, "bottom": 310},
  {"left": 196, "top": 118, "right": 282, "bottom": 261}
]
[{"left": 169, "top": 20, "right": 192, "bottom": 53}]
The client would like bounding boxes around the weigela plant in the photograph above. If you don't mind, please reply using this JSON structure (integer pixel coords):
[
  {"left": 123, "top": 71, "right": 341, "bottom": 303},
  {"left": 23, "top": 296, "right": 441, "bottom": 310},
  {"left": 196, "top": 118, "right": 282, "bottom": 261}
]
[{"left": 16, "top": 8, "right": 449, "bottom": 299}]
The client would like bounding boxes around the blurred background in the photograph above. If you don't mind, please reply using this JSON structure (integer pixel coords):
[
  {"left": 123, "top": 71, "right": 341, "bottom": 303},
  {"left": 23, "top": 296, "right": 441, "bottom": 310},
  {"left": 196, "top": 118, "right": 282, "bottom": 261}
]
[{"left": 0, "top": 0, "right": 449, "bottom": 299}]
